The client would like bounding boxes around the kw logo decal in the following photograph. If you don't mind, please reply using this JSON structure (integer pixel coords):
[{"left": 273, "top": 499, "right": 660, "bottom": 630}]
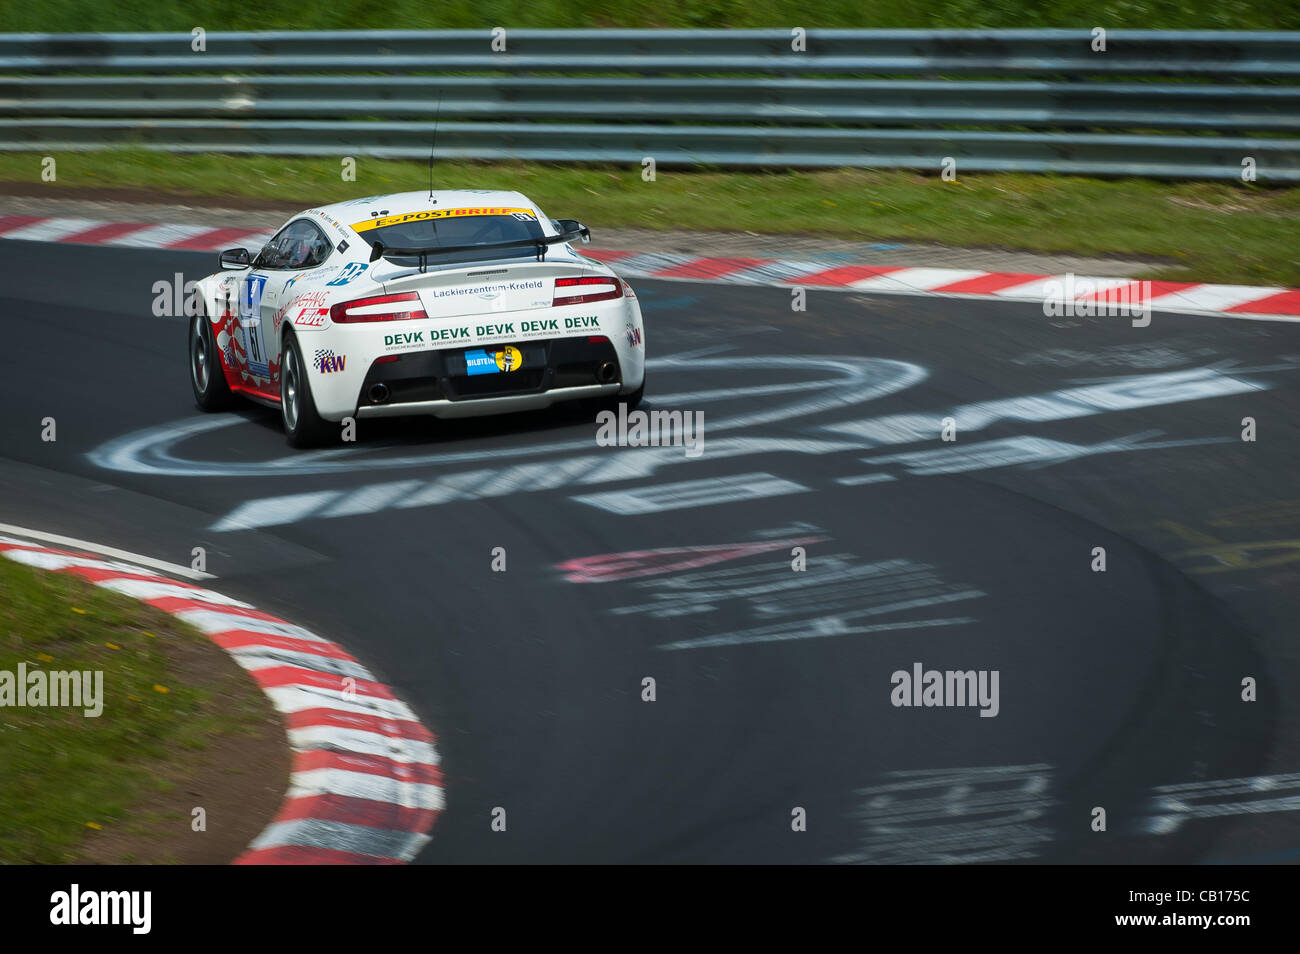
[{"left": 314, "top": 349, "right": 346, "bottom": 374}]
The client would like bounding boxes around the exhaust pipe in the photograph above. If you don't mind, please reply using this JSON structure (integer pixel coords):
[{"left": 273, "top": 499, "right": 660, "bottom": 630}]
[
  {"left": 368, "top": 383, "right": 391, "bottom": 404},
  {"left": 597, "top": 362, "right": 618, "bottom": 384}
]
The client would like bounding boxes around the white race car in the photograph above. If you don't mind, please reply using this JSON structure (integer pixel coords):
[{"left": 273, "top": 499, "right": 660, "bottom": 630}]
[{"left": 190, "top": 189, "right": 646, "bottom": 446}]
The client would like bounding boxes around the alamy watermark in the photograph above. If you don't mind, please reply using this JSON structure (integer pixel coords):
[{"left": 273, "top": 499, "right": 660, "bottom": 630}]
[
  {"left": 890, "top": 662, "right": 999, "bottom": 718},
  {"left": 1042, "top": 273, "right": 1151, "bottom": 328},
  {"left": 50, "top": 884, "right": 150, "bottom": 934},
  {"left": 1, "top": 664, "right": 103, "bottom": 717},
  {"left": 596, "top": 403, "right": 705, "bottom": 459}
]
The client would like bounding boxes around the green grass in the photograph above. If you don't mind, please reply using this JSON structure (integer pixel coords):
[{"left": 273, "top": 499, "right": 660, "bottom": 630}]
[
  {"left": 5, "top": 149, "right": 1298, "bottom": 286},
  {"left": 4, "top": 0, "right": 1299, "bottom": 31},
  {"left": 0, "top": 554, "right": 270, "bottom": 863}
]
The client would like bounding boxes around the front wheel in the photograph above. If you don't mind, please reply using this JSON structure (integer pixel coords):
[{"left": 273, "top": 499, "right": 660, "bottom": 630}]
[
  {"left": 190, "top": 312, "right": 233, "bottom": 411},
  {"left": 280, "top": 333, "right": 335, "bottom": 448}
]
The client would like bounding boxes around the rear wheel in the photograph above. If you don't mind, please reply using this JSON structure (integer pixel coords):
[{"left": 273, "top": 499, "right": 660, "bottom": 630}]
[
  {"left": 190, "top": 311, "right": 232, "bottom": 411},
  {"left": 592, "top": 372, "right": 644, "bottom": 416},
  {"left": 623, "top": 373, "right": 645, "bottom": 410},
  {"left": 280, "top": 333, "right": 335, "bottom": 448}
]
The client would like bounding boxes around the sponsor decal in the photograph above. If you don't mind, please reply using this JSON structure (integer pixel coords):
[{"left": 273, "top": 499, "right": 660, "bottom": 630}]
[
  {"left": 286, "top": 290, "right": 330, "bottom": 328},
  {"left": 428, "top": 326, "right": 472, "bottom": 344},
  {"left": 627, "top": 327, "right": 643, "bottom": 347},
  {"left": 238, "top": 274, "right": 267, "bottom": 366},
  {"left": 465, "top": 346, "right": 524, "bottom": 374},
  {"left": 495, "top": 346, "right": 523, "bottom": 372},
  {"left": 326, "top": 262, "right": 368, "bottom": 286},
  {"left": 351, "top": 207, "right": 535, "bottom": 233},
  {"left": 464, "top": 349, "right": 498, "bottom": 375},
  {"left": 313, "top": 348, "right": 347, "bottom": 374},
  {"left": 239, "top": 274, "right": 266, "bottom": 324},
  {"left": 428, "top": 279, "right": 544, "bottom": 300},
  {"left": 285, "top": 264, "right": 340, "bottom": 294},
  {"left": 515, "top": 315, "right": 600, "bottom": 336},
  {"left": 383, "top": 331, "right": 427, "bottom": 352},
  {"left": 520, "top": 317, "right": 561, "bottom": 334}
]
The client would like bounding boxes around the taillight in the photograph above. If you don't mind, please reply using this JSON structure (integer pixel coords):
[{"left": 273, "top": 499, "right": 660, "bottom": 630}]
[
  {"left": 553, "top": 276, "right": 623, "bottom": 306},
  {"left": 330, "top": 292, "right": 427, "bottom": 324}
]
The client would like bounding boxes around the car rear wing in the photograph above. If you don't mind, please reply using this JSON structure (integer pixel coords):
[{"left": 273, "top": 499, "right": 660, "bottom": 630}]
[{"left": 368, "top": 219, "right": 591, "bottom": 271}]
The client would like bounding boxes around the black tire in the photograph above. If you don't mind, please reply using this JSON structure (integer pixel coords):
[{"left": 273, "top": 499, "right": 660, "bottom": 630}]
[
  {"left": 593, "top": 371, "right": 645, "bottom": 416},
  {"left": 280, "top": 332, "right": 336, "bottom": 448},
  {"left": 190, "top": 311, "right": 233, "bottom": 411},
  {"left": 624, "top": 372, "right": 645, "bottom": 410}
]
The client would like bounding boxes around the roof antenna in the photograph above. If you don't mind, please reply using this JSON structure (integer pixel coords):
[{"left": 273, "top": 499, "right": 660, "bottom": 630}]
[{"left": 428, "top": 91, "right": 442, "bottom": 204}]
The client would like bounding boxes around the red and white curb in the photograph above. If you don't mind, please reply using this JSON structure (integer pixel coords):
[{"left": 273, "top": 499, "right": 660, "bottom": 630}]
[
  {"left": 582, "top": 249, "right": 1300, "bottom": 320},
  {"left": 3, "top": 212, "right": 1298, "bottom": 320},
  {"left": 0, "top": 528, "right": 442, "bottom": 865},
  {"left": 0, "top": 214, "right": 275, "bottom": 254}
]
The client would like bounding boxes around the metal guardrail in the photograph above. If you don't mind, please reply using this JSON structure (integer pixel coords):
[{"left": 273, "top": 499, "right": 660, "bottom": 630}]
[
  {"left": 3, "top": 30, "right": 1300, "bottom": 76},
  {"left": 1, "top": 30, "right": 1298, "bottom": 179}
]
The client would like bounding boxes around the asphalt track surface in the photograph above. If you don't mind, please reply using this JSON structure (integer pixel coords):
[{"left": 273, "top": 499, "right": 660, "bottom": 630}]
[{"left": 3, "top": 238, "right": 1300, "bottom": 864}]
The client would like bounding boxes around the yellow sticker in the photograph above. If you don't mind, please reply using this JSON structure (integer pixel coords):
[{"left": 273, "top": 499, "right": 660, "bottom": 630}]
[
  {"left": 351, "top": 207, "right": 535, "bottom": 233},
  {"left": 495, "top": 346, "right": 523, "bottom": 372}
]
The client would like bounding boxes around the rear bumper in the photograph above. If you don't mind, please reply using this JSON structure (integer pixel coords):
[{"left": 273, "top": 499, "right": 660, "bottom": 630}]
[
  {"left": 352, "top": 335, "right": 634, "bottom": 419},
  {"left": 355, "top": 382, "right": 621, "bottom": 419}
]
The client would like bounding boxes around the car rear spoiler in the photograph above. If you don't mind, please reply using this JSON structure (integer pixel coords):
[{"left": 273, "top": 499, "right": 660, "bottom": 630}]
[{"left": 368, "top": 219, "right": 591, "bottom": 271}]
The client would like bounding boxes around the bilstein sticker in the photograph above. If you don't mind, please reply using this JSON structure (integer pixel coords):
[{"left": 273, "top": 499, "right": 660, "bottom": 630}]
[
  {"left": 463, "top": 346, "right": 522, "bottom": 375},
  {"left": 465, "top": 350, "right": 498, "bottom": 375}
]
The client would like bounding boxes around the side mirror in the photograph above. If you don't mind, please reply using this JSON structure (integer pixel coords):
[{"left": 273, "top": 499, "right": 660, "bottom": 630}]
[
  {"left": 219, "top": 247, "right": 251, "bottom": 269},
  {"left": 555, "top": 219, "right": 591, "bottom": 244}
]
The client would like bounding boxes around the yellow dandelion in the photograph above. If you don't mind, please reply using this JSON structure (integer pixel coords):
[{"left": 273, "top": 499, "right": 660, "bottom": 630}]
[{"left": 153, "top": 685, "right": 169, "bottom": 694}]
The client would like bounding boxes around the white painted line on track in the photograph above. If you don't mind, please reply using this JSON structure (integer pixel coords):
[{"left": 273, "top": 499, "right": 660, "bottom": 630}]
[{"left": 0, "top": 522, "right": 215, "bottom": 580}]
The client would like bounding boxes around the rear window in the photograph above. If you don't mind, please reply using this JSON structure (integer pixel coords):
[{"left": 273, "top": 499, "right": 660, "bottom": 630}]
[{"left": 357, "top": 209, "right": 547, "bottom": 267}]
